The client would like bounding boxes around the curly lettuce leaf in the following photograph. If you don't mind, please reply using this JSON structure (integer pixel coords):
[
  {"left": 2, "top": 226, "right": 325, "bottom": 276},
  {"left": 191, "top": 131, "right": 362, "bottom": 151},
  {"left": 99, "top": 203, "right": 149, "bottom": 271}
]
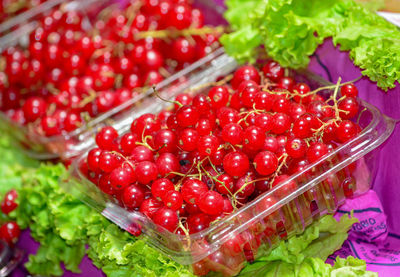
[
  {"left": 259, "top": 213, "right": 358, "bottom": 265},
  {"left": 239, "top": 256, "right": 376, "bottom": 277},
  {"left": 222, "top": 0, "right": 400, "bottom": 90}
]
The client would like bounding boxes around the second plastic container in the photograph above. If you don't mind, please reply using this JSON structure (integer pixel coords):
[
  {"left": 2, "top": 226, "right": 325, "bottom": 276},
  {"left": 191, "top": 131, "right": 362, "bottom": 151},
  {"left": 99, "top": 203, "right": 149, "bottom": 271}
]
[{"left": 62, "top": 52, "right": 396, "bottom": 276}]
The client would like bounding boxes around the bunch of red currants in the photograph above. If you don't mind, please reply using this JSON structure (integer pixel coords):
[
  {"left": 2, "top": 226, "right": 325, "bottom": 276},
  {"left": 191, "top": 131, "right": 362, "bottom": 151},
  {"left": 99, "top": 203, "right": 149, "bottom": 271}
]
[
  {"left": 0, "top": 0, "right": 220, "bottom": 137},
  {"left": 0, "top": 190, "right": 20, "bottom": 246},
  {"left": 81, "top": 60, "right": 361, "bottom": 239}
]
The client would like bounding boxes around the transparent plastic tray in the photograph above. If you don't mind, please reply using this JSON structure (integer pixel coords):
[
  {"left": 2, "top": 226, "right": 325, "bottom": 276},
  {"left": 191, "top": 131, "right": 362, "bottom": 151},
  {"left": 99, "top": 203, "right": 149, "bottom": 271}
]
[
  {"left": 0, "top": 0, "right": 224, "bottom": 160},
  {"left": 62, "top": 52, "right": 396, "bottom": 276}
]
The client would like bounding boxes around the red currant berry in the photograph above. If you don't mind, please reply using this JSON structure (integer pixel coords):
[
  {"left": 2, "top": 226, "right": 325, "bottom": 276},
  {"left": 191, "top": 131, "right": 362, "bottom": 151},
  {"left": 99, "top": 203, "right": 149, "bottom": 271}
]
[
  {"left": 208, "top": 86, "right": 229, "bottom": 109},
  {"left": 151, "top": 178, "right": 175, "bottom": 201},
  {"left": 176, "top": 105, "right": 199, "bottom": 127},
  {"left": 136, "top": 161, "right": 158, "bottom": 184},
  {"left": 98, "top": 151, "right": 121, "bottom": 173},
  {"left": 187, "top": 213, "right": 210, "bottom": 234},
  {"left": 156, "top": 153, "right": 180, "bottom": 177},
  {"left": 122, "top": 184, "right": 145, "bottom": 209},
  {"left": 1, "top": 190, "right": 18, "bottom": 215},
  {"left": 263, "top": 136, "right": 279, "bottom": 152},
  {"left": 96, "top": 126, "right": 118, "bottom": 150},
  {"left": 223, "top": 151, "right": 250, "bottom": 177},
  {"left": 192, "top": 94, "right": 211, "bottom": 115},
  {"left": 109, "top": 165, "right": 135, "bottom": 190},
  {"left": 131, "top": 146, "right": 154, "bottom": 162},
  {"left": 181, "top": 179, "right": 208, "bottom": 204},
  {"left": 140, "top": 197, "right": 163, "bottom": 218},
  {"left": 153, "top": 207, "right": 179, "bottom": 232},
  {"left": 254, "top": 113, "right": 273, "bottom": 132},
  {"left": 285, "top": 138, "right": 307, "bottom": 159},
  {"left": 197, "top": 135, "right": 219, "bottom": 156},
  {"left": 272, "top": 95, "right": 291, "bottom": 113},
  {"left": 234, "top": 173, "right": 255, "bottom": 198},
  {"left": 178, "top": 128, "right": 199, "bottom": 151},
  {"left": 271, "top": 113, "right": 291, "bottom": 134},
  {"left": 0, "top": 221, "right": 20, "bottom": 245},
  {"left": 172, "top": 37, "right": 195, "bottom": 64},
  {"left": 306, "top": 142, "right": 328, "bottom": 163},
  {"left": 120, "top": 133, "right": 139, "bottom": 155},
  {"left": 217, "top": 107, "right": 240, "bottom": 127},
  {"left": 293, "top": 83, "right": 311, "bottom": 103},
  {"left": 222, "top": 123, "right": 243, "bottom": 145},
  {"left": 131, "top": 113, "right": 161, "bottom": 137},
  {"left": 163, "top": 190, "right": 183, "bottom": 211},
  {"left": 198, "top": 191, "right": 224, "bottom": 216},
  {"left": 195, "top": 118, "right": 213, "bottom": 136},
  {"left": 254, "top": 151, "right": 278, "bottom": 175},
  {"left": 243, "top": 126, "right": 266, "bottom": 151},
  {"left": 271, "top": 175, "right": 297, "bottom": 198},
  {"left": 336, "top": 120, "right": 359, "bottom": 143},
  {"left": 231, "top": 65, "right": 260, "bottom": 89},
  {"left": 154, "top": 129, "right": 177, "bottom": 153},
  {"left": 87, "top": 148, "right": 103, "bottom": 172},
  {"left": 340, "top": 83, "right": 358, "bottom": 98},
  {"left": 338, "top": 97, "right": 359, "bottom": 120},
  {"left": 238, "top": 86, "right": 259, "bottom": 109},
  {"left": 216, "top": 174, "right": 234, "bottom": 195},
  {"left": 22, "top": 96, "right": 47, "bottom": 122},
  {"left": 277, "top": 76, "right": 295, "bottom": 91},
  {"left": 262, "top": 61, "right": 284, "bottom": 82},
  {"left": 289, "top": 103, "right": 307, "bottom": 120}
]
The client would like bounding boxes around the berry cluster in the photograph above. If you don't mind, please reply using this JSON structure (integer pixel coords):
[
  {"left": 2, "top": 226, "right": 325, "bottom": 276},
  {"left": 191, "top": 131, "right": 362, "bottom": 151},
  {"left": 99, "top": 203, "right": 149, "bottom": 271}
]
[
  {"left": 0, "top": 0, "right": 221, "bottom": 137},
  {"left": 82, "top": 61, "right": 361, "bottom": 241},
  {"left": 0, "top": 190, "right": 20, "bottom": 246}
]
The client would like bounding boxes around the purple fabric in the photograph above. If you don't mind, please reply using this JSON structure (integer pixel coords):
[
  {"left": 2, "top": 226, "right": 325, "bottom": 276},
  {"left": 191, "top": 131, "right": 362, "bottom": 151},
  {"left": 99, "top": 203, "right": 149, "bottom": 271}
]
[
  {"left": 328, "top": 190, "right": 400, "bottom": 275},
  {"left": 308, "top": 39, "right": 400, "bottom": 234}
]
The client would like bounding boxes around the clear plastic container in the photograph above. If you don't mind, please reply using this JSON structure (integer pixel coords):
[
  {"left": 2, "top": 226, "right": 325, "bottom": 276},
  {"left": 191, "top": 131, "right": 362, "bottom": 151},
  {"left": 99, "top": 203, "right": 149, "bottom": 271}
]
[
  {"left": 0, "top": 0, "right": 224, "bottom": 160},
  {"left": 62, "top": 52, "right": 396, "bottom": 276}
]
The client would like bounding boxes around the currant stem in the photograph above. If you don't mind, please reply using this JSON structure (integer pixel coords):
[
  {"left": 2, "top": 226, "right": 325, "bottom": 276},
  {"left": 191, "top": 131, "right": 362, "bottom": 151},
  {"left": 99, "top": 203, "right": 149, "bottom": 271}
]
[
  {"left": 134, "top": 26, "right": 225, "bottom": 40},
  {"left": 152, "top": 86, "right": 183, "bottom": 108}
]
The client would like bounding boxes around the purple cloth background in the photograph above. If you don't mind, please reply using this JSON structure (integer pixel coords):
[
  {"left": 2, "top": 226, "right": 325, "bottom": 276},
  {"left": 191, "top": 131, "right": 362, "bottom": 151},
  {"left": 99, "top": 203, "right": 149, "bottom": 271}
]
[
  {"left": 308, "top": 40, "right": 400, "bottom": 233},
  {"left": 10, "top": 1, "right": 400, "bottom": 275}
]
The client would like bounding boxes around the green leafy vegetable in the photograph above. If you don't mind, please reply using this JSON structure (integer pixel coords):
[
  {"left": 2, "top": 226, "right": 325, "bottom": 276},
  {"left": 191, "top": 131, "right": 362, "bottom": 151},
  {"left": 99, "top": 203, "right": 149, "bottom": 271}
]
[
  {"left": 221, "top": 0, "right": 400, "bottom": 90},
  {"left": 238, "top": 257, "right": 377, "bottom": 277}
]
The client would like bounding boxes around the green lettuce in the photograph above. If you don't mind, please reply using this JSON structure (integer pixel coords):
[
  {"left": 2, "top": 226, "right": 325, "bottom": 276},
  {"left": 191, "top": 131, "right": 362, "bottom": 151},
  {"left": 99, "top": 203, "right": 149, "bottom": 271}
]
[
  {"left": 237, "top": 256, "right": 376, "bottom": 277},
  {"left": 236, "top": 214, "right": 376, "bottom": 276},
  {"left": 221, "top": 0, "right": 400, "bottom": 90}
]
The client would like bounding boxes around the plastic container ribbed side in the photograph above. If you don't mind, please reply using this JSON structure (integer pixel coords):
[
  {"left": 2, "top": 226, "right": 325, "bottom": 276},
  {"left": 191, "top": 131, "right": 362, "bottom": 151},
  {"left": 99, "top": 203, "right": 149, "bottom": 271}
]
[
  {"left": 61, "top": 52, "right": 396, "bottom": 276},
  {"left": 0, "top": 0, "right": 224, "bottom": 160}
]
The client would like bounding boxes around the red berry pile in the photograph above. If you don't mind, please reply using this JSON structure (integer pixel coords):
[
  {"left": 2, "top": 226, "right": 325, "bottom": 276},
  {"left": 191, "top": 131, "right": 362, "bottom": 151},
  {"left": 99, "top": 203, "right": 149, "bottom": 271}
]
[
  {"left": 0, "top": 0, "right": 221, "bottom": 137},
  {"left": 0, "top": 190, "right": 20, "bottom": 246},
  {"left": 82, "top": 61, "right": 362, "bottom": 239}
]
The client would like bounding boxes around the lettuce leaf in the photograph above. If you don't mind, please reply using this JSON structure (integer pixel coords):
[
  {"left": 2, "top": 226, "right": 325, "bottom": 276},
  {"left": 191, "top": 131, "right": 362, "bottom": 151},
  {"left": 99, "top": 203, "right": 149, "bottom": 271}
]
[
  {"left": 258, "top": 213, "right": 357, "bottom": 265},
  {"left": 238, "top": 256, "right": 377, "bottom": 277},
  {"left": 221, "top": 0, "right": 400, "bottom": 90}
]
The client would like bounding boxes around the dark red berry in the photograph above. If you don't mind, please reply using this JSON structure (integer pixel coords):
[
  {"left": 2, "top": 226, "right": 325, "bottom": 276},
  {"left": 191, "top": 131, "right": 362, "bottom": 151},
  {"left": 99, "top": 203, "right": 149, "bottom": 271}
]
[
  {"left": 122, "top": 184, "right": 145, "bottom": 209},
  {"left": 1, "top": 190, "right": 18, "bottom": 215}
]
